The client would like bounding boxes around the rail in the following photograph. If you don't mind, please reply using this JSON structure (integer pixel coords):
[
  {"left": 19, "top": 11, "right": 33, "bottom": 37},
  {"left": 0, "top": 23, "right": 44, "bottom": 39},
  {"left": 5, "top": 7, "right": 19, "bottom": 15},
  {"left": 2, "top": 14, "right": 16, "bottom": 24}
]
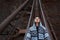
[
  {"left": 24, "top": 0, "right": 35, "bottom": 40},
  {"left": 0, "top": 0, "right": 58, "bottom": 40},
  {"left": 0, "top": 0, "right": 29, "bottom": 33},
  {"left": 39, "top": 0, "right": 57, "bottom": 40}
]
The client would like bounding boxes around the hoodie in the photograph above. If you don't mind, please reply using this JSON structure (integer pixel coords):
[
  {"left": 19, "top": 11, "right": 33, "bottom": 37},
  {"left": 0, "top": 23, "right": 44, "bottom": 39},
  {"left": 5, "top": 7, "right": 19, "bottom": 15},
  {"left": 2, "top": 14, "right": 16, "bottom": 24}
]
[{"left": 25, "top": 22, "right": 51, "bottom": 40}]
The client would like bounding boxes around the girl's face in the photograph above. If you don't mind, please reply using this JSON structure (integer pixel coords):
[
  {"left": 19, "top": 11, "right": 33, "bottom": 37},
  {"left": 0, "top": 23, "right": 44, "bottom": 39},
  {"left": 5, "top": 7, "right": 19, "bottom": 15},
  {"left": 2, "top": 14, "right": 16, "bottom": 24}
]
[
  {"left": 34, "top": 17, "right": 40, "bottom": 27},
  {"left": 34, "top": 17, "right": 40, "bottom": 23}
]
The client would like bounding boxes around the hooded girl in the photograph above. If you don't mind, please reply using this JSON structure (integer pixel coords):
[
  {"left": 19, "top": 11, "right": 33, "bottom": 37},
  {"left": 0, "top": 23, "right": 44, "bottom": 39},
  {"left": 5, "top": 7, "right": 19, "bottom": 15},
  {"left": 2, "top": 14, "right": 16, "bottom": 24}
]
[{"left": 25, "top": 17, "right": 51, "bottom": 40}]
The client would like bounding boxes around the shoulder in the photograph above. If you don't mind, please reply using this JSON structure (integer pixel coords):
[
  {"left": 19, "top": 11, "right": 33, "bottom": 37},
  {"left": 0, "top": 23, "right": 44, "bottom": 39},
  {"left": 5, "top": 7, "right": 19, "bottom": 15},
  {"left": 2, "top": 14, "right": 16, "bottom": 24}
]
[
  {"left": 40, "top": 22, "right": 46, "bottom": 30},
  {"left": 41, "top": 25, "right": 49, "bottom": 33},
  {"left": 41, "top": 25, "right": 46, "bottom": 30},
  {"left": 29, "top": 26, "right": 36, "bottom": 31}
]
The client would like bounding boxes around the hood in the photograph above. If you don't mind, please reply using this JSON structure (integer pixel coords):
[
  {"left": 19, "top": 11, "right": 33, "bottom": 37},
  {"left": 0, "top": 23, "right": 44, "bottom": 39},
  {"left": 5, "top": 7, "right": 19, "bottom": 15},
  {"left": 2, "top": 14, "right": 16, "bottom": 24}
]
[
  {"left": 30, "top": 22, "right": 46, "bottom": 31},
  {"left": 32, "top": 22, "right": 43, "bottom": 27}
]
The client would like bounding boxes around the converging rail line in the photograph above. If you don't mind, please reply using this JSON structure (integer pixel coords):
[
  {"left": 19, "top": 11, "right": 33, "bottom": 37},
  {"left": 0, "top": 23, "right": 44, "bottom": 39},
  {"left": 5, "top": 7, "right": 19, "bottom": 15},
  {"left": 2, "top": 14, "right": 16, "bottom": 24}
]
[{"left": 0, "top": 0, "right": 58, "bottom": 40}]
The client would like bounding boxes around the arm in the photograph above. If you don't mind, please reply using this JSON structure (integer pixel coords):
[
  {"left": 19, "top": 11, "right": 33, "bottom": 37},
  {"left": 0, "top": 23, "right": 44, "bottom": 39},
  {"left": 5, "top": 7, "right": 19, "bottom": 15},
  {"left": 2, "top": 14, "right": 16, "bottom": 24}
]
[
  {"left": 41, "top": 25, "right": 51, "bottom": 40},
  {"left": 44, "top": 29, "right": 51, "bottom": 40},
  {"left": 25, "top": 29, "right": 31, "bottom": 40}
]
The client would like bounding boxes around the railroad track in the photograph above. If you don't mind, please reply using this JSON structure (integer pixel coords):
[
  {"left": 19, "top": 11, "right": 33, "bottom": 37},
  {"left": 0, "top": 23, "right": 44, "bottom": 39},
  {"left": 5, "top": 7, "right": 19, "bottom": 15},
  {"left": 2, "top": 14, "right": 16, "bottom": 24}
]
[
  {"left": 0, "top": 0, "right": 33, "bottom": 40},
  {"left": 0, "top": 0, "right": 58, "bottom": 40}
]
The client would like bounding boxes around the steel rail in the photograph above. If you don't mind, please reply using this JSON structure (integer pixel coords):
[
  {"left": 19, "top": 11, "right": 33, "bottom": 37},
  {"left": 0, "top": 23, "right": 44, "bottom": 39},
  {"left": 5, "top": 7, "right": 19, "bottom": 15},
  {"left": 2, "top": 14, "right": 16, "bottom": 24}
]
[
  {"left": 24, "top": 0, "right": 35, "bottom": 40},
  {"left": 47, "top": 20, "right": 58, "bottom": 40},
  {"left": 39, "top": 0, "right": 57, "bottom": 40},
  {"left": 0, "top": 0, "right": 29, "bottom": 33}
]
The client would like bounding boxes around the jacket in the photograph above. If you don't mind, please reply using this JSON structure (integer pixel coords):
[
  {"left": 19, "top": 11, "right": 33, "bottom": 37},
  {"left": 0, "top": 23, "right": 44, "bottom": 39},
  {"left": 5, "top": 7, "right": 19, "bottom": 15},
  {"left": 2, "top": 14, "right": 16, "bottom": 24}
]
[{"left": 25, "top": 22, "right": 51, "bottom": 40}]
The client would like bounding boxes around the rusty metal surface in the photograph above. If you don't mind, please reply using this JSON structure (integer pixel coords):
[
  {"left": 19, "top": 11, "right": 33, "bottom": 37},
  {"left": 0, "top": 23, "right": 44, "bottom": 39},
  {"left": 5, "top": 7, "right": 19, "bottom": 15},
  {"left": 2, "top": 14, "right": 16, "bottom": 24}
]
[
  {"left": 0, "top": 0, "right": 29, "bottom": 33},
  {"left": 42, "top": 0, "right": 60, "bottom": 40},
  {"left": 0, "top": 0, "right": 59, "bottom": 40},
  {"left": 0, "top": 0, "right": 33, "bottom": 40},
  {"left": 39, "top": 0, "right": 55, "bottom": 40}
]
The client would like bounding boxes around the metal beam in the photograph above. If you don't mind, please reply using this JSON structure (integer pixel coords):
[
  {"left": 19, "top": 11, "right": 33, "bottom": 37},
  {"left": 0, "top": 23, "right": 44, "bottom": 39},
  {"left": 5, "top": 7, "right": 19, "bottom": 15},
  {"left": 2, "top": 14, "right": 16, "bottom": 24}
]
[
  {"left": 18, "top": 29, "right": 26, "bottom": 34},
  {"left": 12, "top": 29, "right": 26, "bottom": 38},
  {"left": 0, "top": 0, "right": 29, "bottom": 33}
]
